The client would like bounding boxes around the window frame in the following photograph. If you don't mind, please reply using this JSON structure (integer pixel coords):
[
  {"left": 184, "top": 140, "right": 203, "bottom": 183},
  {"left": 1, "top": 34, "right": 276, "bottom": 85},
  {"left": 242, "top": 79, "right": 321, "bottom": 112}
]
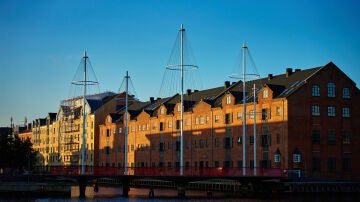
[
  {"left": 327, "top": 106, "right": 336, "bottom": 117},
  {"left": 327, "top": 82, "right": 335, "bottom": 98},
  {"left": 312, "top": 85, "right": 320, "bottom": 97}
]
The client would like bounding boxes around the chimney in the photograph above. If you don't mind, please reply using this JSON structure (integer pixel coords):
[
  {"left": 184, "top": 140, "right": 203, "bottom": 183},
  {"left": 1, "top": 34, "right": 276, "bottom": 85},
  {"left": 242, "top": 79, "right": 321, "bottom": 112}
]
[
  {"left": 150, "top": 97, "right": 154, "bottom": 103},
  {"left": 286, "top": 68, "right": 293, "bottom": 77},
  {"left": 268, "top": 74, "right": 273, "bottom": 80},
  {"left": 224, "top": 81, "right": 230, "bottom": 88},
  {"left": 295, "top": 68, "right": 301, "bottom": 72},
  {"left": 186, "top": 89, "right": 191, "bottom": 95}
]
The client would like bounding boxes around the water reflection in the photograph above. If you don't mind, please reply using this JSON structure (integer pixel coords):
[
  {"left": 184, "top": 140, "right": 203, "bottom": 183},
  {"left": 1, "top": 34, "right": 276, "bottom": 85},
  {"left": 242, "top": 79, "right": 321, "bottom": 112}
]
[{"left": 0, "top": 186, "right": 356, "bottom": 202}]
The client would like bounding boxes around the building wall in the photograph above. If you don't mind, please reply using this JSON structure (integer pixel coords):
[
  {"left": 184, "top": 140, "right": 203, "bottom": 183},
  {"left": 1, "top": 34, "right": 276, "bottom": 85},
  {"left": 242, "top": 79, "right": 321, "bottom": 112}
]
[{"left": 287, "top": 64, "right": 360, "bottom": 178}]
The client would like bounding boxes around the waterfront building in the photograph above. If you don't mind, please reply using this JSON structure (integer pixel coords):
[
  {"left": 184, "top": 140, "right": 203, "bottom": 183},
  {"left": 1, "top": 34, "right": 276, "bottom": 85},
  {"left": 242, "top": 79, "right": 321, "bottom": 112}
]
[
  {"left": 32, "top": 113, "right": 56, "bottom": 167},
  {"left": 53, "top": 92, "right": 128, "bottom": 171},
  {"left": 99, "top": 62, "right": 359, "bottom": 179},
  {"left": 17, "top": 124, "right": 32, "bottom": 142}
]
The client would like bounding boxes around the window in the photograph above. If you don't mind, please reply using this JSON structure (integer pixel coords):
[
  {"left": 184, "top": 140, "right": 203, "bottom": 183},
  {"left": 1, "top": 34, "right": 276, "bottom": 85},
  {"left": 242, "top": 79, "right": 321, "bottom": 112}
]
[
  {"left": 327, "top": 106, "right": 336, "bottom": 117},
  {"left": 249, "top": 110, "right": 255, "bottom": 119},
  {"left": 215, "top": 161, "right": 220, "bottom": 168},
  {"left": 160, "top": 107, "right": 165, "bottom": 115},
  {"left": 237, "top": 112, "right": 242, "bottom": 120},
  {"left": 226, "top": 96, "right": 231, "bottom": 104},
  {"left": 342, "top": 87, "right": 350, "bottom": 99},
  {"left": 215, "top": 138, "right": 219, "bottom": 147},
  {"left": 342, "top": 107, "right": 350, "bottom": 117},
  {"left": 195, "top": 117, "right": 199, "bottom": 125},
  {"left": 206, "top": 116, "right": 209, "bottom": 123},
  {"left": 159, "top": 142, "right": 164, "bottom": 152},
  {"left": 214, "top": 115, "right": 220, "bottom": 123},
  {"left": 276, "top": 107, "right": 280, "bottom": 116},
  {"left": 328, "top": 157, "right": 336, "bottom": 172},
  {"left": 159, "top": 122, "right": 164, "bottom": 131},
  {"left": 312, "top": 105, "right": 320, "bottom": 116},
  {"left": 237, "top": 136, "right": 242, "bottom": 144},
  {"left": 249, "top": 136, "right": 254, "bottom": 145},
  {"left": 342, "top": 132, "right": 351, "bottom": 144},
  {"left": 224, "top": 137, "right": 231, "bottom": 149},
  {"left": 312, "top": 130, "right": 320, "bottom": 145},
  {"left": 293, "top": 154, "right": 301, "bottom": 163},
  {"left": 177, "top": 105, "right": 181, "bottom": 112},
  {"left": 225, "top": 113, "right": 232, "bottom": 124},
  {"left": 312, "top": 157, "right": 321, "bottom": 172},
  {"left": 312, "top": 85, "right": 320, "bottom": 96},
  {"left": 328, "top": 130, "right": 336, "bottom": 145},
  {"left": 263, "top": 89, "right": 268, "bottom": 98},
  {"left": 200, "top": 116, "right": 204, "bottom": 124},
  {"left": 237, "top": 160, "right": 243, "bottom": 168},
  {"left": 343, "top": 157, "right": 351, "bottom": 172},
  {"left": 106, "top": 129, "right": 110, "bottom": 137},
  {"left": 176, "top": 120, "right": 181, "bottom": 129},
  {"left": 274, "top": 153, "right": 280, "bottom": 163},
  {"left": 119, "top": 127, "right": 122, "bottom": 133},
  {"left": 131, "top": 125, "right": 135, "bottom": 132},
  {"left": 199, "top": 139, "right": 204, "bottom": 148},
  {"left": 327, "top": 83, "right": 335, "bottom": 97},
  {"left": 168, "top": 120, "right": 172, "bottom": 128},
  {"left": 262, "top": 108, "right": 270, "bottom": 120},
  {"left": 185, "top": 119, "right": 190, "bottom": 126}
]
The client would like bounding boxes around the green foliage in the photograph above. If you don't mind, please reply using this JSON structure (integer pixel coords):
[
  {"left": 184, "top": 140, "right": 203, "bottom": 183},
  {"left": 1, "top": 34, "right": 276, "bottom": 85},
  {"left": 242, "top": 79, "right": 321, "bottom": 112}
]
[{"left": 0, "top": 132, "right": 36, "bottom": 172}]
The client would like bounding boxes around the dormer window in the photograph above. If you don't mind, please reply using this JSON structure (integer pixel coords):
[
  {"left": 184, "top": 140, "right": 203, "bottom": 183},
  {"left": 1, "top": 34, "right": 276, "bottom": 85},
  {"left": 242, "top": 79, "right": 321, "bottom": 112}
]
[
  {"left": 177, "top": 105, "right": 182, "bottom": 112},
  {"left": 263, "top": 89, "right": 268, "bottom": 98},
  {"left": 107, "top": 116, "right": 111, "bottom": 123},
  {"left": 160, "top": 107, "right": 165, "bottom": 115},
  {"left": 226, "top": 96, "right": 231, "bottom": 104}
]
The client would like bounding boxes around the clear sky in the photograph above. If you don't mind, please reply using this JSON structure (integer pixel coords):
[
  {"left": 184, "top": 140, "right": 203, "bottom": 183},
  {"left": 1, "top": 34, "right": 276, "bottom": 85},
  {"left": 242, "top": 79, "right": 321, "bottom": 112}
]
[{"left": 1, "top": 0, "right": 359, "bottom": 127}]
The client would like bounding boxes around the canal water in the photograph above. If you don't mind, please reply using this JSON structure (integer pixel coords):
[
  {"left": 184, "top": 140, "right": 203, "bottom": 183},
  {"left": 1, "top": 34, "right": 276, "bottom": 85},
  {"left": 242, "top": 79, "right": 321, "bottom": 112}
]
[{"left": 0, "top": 186, "right": 357, "bottom": 201}]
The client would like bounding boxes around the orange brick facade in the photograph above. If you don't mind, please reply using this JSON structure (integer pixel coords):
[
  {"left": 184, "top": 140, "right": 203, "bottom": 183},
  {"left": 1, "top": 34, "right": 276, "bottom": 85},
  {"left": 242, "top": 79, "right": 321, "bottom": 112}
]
[{"left": 96, "top": 62, "right": 359, "bottom": 179}]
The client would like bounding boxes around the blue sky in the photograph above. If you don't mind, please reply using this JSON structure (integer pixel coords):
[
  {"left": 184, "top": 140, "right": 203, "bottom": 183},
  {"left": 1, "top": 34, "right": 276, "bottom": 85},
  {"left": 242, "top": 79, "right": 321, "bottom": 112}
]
[{"left": 1, "top": 0, "right": 359, "bottom": 126}]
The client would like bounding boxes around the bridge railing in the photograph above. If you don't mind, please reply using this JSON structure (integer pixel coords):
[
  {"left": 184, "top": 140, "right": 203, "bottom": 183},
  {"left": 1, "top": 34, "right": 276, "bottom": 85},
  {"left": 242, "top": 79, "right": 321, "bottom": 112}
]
[{"left": 45, "top": 166, "right": 282, "bottom": 177}]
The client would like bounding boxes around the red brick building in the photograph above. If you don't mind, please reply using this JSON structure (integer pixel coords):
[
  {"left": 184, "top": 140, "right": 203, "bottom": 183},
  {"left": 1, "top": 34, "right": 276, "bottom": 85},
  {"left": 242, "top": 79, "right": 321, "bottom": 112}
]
[{"left": 99, "top": 62, "right": 359, "bottom": 179}]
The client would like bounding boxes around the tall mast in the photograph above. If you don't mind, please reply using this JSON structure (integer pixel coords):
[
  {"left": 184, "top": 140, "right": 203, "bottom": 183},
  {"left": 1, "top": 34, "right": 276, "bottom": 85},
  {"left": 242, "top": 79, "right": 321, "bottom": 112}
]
[
  {"left": 242, "top": 44, "right": 247, "bottom": 176},
  {"left": 124, "top": 71, "right": 129, "bottom": 175},
  {"left": 180, "top": 24, "right": 185, "bottom": 176},
  {"left": 253, "top": 83, "right": 257, "bottom": 176},
  {"left": 81, "top": 51, "right": 88, "bottom": 175}
]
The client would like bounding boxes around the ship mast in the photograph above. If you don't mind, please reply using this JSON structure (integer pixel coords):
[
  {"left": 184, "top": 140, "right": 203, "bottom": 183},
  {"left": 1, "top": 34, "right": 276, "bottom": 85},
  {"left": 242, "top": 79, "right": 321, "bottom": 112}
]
[
  {"left": 180, "top": 24, "right": 185, "bottom": 176},
  {"left": 242, "top": 44, "right": 247, "bottom": 176},
  {"left": 81, "top": 51, "right": 88, "bottom": 175},
  {"left": 124, "top": 71, "right": 129, "bottom": 175}
]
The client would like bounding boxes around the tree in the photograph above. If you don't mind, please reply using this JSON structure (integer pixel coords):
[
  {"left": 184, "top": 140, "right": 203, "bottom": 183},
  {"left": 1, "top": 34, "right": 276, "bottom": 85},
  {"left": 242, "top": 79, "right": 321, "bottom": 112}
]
[{"left": 0, "top": 131, "right": 36, "bottom": 174}]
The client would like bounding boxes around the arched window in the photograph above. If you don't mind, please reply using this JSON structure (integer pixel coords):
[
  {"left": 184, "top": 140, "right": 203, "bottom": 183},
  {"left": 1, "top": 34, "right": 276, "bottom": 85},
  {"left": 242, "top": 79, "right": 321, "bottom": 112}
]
[{"left": 327, "top": 83, "right": 335, "bottom": 97}]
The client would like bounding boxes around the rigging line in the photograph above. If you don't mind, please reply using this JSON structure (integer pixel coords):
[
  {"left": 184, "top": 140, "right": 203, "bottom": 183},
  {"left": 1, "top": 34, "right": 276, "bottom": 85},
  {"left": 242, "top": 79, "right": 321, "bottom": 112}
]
[
  {"left": 128, "top": 77, "right": 138, "bottom": 99},
  {"left": 158, "top": 69, "right": 170, "bottom": 98}
]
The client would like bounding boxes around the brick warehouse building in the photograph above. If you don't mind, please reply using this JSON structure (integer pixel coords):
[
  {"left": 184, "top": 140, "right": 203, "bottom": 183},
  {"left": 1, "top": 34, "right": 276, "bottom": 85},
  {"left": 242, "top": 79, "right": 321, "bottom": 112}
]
[{"left": 99, "top": 62, "right": 359, "bottom": 179}]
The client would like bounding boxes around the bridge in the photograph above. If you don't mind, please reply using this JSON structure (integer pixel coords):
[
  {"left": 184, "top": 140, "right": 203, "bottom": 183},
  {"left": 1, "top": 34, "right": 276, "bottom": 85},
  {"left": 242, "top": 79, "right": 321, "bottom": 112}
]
[{"left": 0, "top": 166, "right": 289, "bottom": 198}]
